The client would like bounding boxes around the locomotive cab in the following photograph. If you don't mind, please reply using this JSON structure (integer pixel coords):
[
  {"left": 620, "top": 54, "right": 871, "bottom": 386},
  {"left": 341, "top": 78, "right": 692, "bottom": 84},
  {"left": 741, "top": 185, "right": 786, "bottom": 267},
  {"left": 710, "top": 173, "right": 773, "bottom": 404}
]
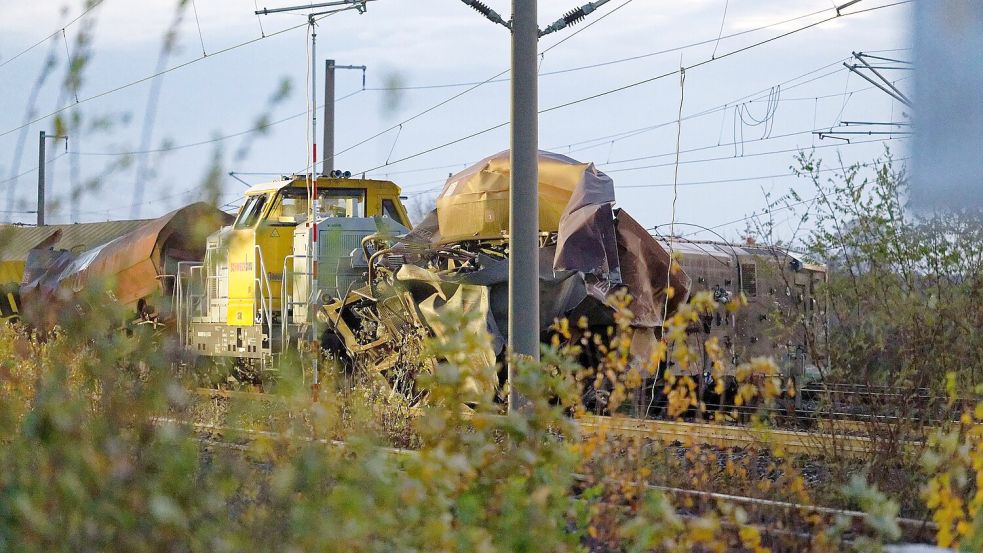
[{"left": 178, "top": 175, "right": 411, "bottom": 364}]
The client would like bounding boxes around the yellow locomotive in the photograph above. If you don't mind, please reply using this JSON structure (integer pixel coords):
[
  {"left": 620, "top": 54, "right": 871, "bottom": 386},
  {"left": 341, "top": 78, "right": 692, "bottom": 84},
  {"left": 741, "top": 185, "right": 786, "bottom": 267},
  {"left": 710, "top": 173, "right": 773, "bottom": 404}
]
[{"left": 176, "top": 175, "right": 411, "bottom": 365}]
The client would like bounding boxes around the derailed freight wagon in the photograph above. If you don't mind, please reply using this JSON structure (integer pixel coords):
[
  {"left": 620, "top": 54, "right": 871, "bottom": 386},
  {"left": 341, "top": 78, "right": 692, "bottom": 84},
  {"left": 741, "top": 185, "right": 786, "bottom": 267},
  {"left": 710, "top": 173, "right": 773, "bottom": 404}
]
[
  {"left": 0, "top": 219, "right": 150, "bottom": 322},
  {"left": 12, "top": 203, "right": 231, "bottom": 328},
  {"left": 653, "top": 238, "right": 827, "bottom": 406}
]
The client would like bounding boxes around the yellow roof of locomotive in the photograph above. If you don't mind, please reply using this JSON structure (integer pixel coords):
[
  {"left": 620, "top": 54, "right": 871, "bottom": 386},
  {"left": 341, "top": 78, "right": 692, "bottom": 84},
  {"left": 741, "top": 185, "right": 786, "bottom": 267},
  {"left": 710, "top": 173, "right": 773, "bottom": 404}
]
[{"left": 243, "top": 175, "right": 403, "bottom": 196}]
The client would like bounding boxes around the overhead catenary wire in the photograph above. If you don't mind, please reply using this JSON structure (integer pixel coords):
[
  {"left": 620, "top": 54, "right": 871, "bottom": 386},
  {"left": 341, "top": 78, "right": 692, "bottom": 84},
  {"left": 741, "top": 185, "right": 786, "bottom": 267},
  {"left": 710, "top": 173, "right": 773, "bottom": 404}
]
[
  {"left": 675, "top": 195, "right": 821, "bottom": 239},
  {"left": 733, "top": 85, "right": 780, "bottom": 154},
  {"left": 604, "top": 134, "right": 906, "bottom": 173},
  {"left": 541, "top": 1, "right": 910, "bottom": 116},
  {"left": 19, "top": 6, "right": 908, "bottom": 219},
  {"left": 363, "top": 2, "right": 832, "bottom": 92},
  {"left": 0, "top": 0, "right": 106, "bottom": 72},
  {"left": 335, "top": 0, "right": 845, "bottom": 164},
  {"left": 7, "top": 4, "right": 910, "bottom": 233},
  {"left": 354, "top": 0, "right": 911, "bottom": 175},
  {"left": 565, "top": 75, "right": 909, "bottom": 159},
  {"left": 66, "top": 9, "right": 760, "bottom": 161},
  {"left": 387, "top": 135, "right": 905, "bottom": 200},
  {"left": 60, "top": 10, "right": 894, "bottom": 163},
  {"left": 76, "top": 56, "right": 849, "bottom": 160},
  {"left": 73, "top": 189, "right": 242, "bottom": 219},
  {"left": 253, "top": 0, "right": 267, "bottom": 36},
  {"left": 552, "top": 63, "right": 909, "bottom": 155},
  {"left": 231, "top": 159, "right": 472, "bottom": 179},
  {"left": 354, "top": 67, "right": 905, "bottom": 183},
  {"left": 0, "top": 9, "right": 347, "bottom": 140},
  {"left": 615, "top": 156, "right": 909, "bottom": 189},
  {"left": 552, "top": 64, "right": 854, "bottom": 153},
  {"left": 76, "top": 90, "right": 363, "bottom": 157},
  {"left": 365, "top": 98, "right": 904, "bottom": 192},
  {"left": 331, "top": 69, "right": 509, "bottom": 160},
  {"left": 0, "top": 152, "right": 69, "bottom": 186},
  {"left": 334, "top": 0, "right": 839, "bottom": 164}
]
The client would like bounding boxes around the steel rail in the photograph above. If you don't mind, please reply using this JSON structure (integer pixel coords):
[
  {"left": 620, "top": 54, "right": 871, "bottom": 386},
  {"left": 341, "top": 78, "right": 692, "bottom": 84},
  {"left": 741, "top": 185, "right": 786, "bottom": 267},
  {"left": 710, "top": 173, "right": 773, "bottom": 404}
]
[
  {"left": 162, "top": 414, "right": 937, "bottom": 536},
  {"left": 191, "top": 387, "right": 946, "bottom": 452},
  {"left": 577, "top": 415, "right": 899, "bottom": 459}
]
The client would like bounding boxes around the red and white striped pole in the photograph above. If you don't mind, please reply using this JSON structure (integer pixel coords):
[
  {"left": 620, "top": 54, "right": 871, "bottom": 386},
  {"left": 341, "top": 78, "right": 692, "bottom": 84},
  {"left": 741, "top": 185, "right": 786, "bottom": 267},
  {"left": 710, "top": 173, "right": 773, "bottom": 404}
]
[{"left": 309, "top": 15, "right": 320, "bottom": 397}]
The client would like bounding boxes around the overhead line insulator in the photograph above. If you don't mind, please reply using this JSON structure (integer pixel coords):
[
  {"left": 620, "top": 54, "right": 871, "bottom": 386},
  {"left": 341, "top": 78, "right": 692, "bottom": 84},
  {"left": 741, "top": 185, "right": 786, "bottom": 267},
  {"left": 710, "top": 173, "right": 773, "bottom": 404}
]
[
  {"left": 562, "top": 7, "right": 587, "bottom": 26},
  {"left": 540, "top": 0, "right": 611, "bottom": 37},
  {"left": 460, "top": 0, "right": 510, "bottom": 29}
]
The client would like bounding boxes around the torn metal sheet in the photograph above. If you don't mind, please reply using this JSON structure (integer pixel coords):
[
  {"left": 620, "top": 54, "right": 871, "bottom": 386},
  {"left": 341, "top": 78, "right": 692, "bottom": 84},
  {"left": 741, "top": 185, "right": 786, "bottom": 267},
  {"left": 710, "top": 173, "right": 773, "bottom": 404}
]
[
  {"left": 405, "top": 150, "right": 622, "bottom": 280},
  {"left": 432, "top": 150, "right": 601, "bottom": 242},
  {"left": 416, "top": 283, "right": 498, "bottom": 398},
  {"left": 615, "top": 210, "right": 691, "bottom": 328}
]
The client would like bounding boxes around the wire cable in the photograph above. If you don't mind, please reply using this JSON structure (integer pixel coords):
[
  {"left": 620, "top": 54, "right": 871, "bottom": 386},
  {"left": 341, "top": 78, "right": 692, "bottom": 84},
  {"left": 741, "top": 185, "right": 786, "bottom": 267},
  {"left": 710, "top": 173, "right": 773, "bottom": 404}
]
[
  {"left": 663, "top": 64, "right": 686, "bottom": 326},
  {"left": 76, "top": 90, "right": 362, "bottom": 156},
  {"left": 191, "top": 0, "right": 208, "bottom": 56},
  {"left": 332, "top": 68, "right": 510, "bottom": 159},
  {"left": 360, "top": 70, "right": 900, "bottom": 181},
  {"left": 335, "top": 0, "right": 841, "bottom": 163},
  {"left": 61, "top": 29, "right": 80, "bottom": 104},
  {"left": 540, "top": 0, "right": 634, "bottom": 54},
  {"left": 541, "top": 1, "right": 909, "bottom": 116},
  {"left": 56, "top": 5, "right": 878, "bottom": 161},
  {"left": 390, "top": 133, "right": 905, "bottom": 198},
  {"left": 0, "top": 0, "right": 106, "bottom": 71},
  {"left": 253, "top": 0, "right": 267, "bottom": 37},
  {"left": 355, "top": 0, "right": 910, "bottom": 174},
  {"left": 76, "top": 53, "right": 844, "bottom": 160},
  {"left": 711, "top": 0, "right": 729, "bottom": 59},
  {"left": 0, "top": 152, "right": 68, "bottom": 186},
  {"left": 615, "top": 156, "right": 909, "bottom": 189},
  {"left": 72, "top": 24, "right": 852, "bottom": 160},
  {"left": 562, "top": 72, "right": 910, "bottom": 158},
  {"left": 72, "top": 189, "right": 242, "bottom": 219},
  {"left": 363, "top": 2, "right": 834, "bottom": 92},
  {"left": 603, "top": 134, "right": 905, "bottom": 173},
  {"left": 671, "top": 195, "right": 820, "bottom": 238},
  {"left": 552, "top": 64, "right": 850, "bottom": 153},
  {"left": 0, "top": 10, "right": 344, "bottom": 139}
]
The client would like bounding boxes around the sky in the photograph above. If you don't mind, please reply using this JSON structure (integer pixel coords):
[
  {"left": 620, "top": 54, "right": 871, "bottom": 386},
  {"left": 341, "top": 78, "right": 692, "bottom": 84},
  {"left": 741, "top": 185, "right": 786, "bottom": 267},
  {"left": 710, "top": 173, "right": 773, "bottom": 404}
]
[{"left": 0, "top": 0, "right": 912, "bottom": 242}]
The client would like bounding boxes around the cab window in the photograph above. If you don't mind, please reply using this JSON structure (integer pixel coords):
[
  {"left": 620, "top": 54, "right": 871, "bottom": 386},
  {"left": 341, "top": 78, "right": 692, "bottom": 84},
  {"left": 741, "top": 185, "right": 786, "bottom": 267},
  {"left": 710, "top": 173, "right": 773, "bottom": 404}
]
[
  {"left": 234, "top": 194, "right": 269, "bottom": 228},
  {"left": 320, "top": 188, "right": 365, "bottom": 218},
  {"left": 267, "top": 189, "right": 307, "bottom": 224},
  {"left": 262, "top": 187, "right": 368, "bottom": 222},
  {"left": 381, "top": 199, "right": 405, "bottom": 225}
]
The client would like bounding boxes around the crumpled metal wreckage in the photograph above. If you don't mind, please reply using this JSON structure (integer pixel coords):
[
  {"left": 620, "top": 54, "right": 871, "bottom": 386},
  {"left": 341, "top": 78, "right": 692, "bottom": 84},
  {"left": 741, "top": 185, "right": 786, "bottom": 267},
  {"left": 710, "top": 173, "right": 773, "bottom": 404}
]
[{"left": 319, "top": 150, "right": 691, "bottom": 401}]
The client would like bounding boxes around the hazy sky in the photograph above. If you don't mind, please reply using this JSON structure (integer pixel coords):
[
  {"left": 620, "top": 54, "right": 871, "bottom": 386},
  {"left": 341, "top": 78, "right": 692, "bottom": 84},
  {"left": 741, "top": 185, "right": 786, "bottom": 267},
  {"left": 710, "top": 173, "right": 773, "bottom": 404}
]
[{"left": 0, "top": 0, "right": 911, "bottom": 241}]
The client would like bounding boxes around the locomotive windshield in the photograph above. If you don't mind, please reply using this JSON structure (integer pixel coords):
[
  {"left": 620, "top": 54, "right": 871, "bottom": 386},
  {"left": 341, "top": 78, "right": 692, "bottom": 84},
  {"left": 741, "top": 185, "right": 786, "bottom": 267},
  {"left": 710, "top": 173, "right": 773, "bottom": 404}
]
[
  {"left": 318, "top": 188, "right": 366, "bottom": 218},
  {"left": 266, "top": 187, "right": 367, "bottom": 223},
  {"left": 234, "top": 193, "right": 269, "bottom": 228}
]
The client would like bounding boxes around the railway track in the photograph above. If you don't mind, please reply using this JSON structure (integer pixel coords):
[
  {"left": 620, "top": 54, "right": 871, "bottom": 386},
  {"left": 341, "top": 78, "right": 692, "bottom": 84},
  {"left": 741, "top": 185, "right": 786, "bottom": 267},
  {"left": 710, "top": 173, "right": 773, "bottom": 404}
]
[
  {"left": 578, "top": 415, "right": 889, "bottom": 459},
  {"left": 190, "top": 388, "right": 932, "bottom": 459},
  {"left": 159, "top": 414, "right": 937, "bottom": 542}
]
